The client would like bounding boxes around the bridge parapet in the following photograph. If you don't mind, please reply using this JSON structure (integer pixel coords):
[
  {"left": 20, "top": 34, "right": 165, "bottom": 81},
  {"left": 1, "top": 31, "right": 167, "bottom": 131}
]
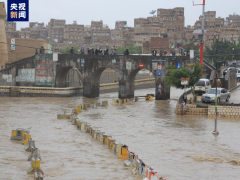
[{"left": 0, "top": 54, "right": 213, "bottom": 100}]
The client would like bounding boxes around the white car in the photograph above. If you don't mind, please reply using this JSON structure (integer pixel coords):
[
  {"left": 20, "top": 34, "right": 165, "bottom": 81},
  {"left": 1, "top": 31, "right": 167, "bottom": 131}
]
[
  {"left": 201, "top": 88, "right": 231, "bottom": 103},
  {"left": 194, "top": 79, "right": 211, "bottom": 95},
  {"left": 236, "top": 70, "right": 240, "bottom": 82}
]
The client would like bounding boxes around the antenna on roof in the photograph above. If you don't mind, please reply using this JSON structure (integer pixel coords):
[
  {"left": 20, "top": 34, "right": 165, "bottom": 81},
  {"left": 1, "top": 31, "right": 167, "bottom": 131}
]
[{"left": 150, "top": 10, "right": 156, "bottom": 17}]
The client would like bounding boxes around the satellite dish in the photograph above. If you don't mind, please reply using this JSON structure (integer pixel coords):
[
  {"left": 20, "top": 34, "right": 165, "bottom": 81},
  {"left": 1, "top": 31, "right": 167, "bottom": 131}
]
[{"left": 150, "top": 10, "right": 156, "bottom": 15}]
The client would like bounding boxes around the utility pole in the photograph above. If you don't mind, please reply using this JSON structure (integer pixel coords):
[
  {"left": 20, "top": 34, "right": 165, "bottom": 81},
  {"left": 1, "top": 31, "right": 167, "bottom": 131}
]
[
  {"left": 193, "top": 0, "right": 206, "bottom": 73},
  {"left": 213, "top": 33, "right": 219, "bottom": 135}
]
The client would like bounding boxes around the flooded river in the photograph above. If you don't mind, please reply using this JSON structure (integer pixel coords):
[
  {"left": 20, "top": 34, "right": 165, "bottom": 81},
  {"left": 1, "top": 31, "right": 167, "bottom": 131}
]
[{"left": 0, "top": 87, "right": 240, "bottom": 180}]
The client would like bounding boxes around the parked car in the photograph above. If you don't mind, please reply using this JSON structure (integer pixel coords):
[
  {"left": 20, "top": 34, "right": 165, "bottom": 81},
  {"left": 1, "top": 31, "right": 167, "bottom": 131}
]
[
  {"left": 237, "top": 70, "right": 240, "bottom": 82},
  {"left": 201, "top": 88, "right": 230, "bottom": 103},
  {"left": 194, "top": 79, "right": 211, "bottom": 95}
]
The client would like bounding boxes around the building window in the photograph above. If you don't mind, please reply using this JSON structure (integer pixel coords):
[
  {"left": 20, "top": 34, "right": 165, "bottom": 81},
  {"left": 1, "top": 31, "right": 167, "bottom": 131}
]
[
  {"left": 26, "top": 35, "right": 29, "bottom": 38},
  {"left": 116, "top": 34, "right": 120, "bottom": 38},
  {"left": 136, "top": 24, "right": 140, "bottom": 27},
  {"left": 98, "top": 33, "right": 101, "bottom": 36},
  {"left": 79, "top": 32, "right": 83, "bottom": 34},
  {"left": 102, "top": 33, "right": 105, "bottom": 36},
  {"left": 21, "top": 35, "right": 24, "bottom": 38},
  {"left": 56, "top": 35, "right": 58, "bottom": 37},
  {"left": 52, "top": 34, "right": 55, "bottom": 37},
  {"left": 106, "top": 33, "right": 109, "bottom": 36},
  {"left": 93, "top": 32, "right": 96, "bottom": 35}
]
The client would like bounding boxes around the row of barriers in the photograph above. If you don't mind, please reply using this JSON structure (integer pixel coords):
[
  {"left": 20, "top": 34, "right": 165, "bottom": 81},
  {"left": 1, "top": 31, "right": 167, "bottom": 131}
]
[
  {"left": 57, "top": 100, "right": 165, "bottom": 180},
  {"left": 10, "top": 128, "right": 43, "bottom": 180}
]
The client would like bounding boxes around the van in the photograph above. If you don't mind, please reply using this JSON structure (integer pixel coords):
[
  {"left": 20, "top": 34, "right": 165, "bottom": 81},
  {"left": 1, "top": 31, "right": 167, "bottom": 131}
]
[{"left": 194, "top": 79, "right": 211, "bottom": 95}]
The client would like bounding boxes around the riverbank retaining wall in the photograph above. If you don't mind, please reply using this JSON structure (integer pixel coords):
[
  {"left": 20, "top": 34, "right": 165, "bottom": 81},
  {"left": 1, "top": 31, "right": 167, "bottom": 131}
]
[
  {"left": 0, "top": 78, "right": 155, "bottom": 97},
  {"left": 175, "top": 104, "right": 208, "bottom": 115},
  {"left": 208, "top": 105, "right": 240, "bottom": 118},
  {"left": 175, "top": 104, "right": 240, "bottom": 118}
]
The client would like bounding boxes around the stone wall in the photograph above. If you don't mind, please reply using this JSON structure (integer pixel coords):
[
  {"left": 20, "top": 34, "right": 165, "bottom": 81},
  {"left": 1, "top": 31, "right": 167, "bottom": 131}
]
[
  {"left": 175, "top": 104, "right": 208, "bottom": 115},
  {"left": 208, "top": 105, "right": 240, "bottom": 118},
  {"left": 7, "top": 38, "right": 49, "bottom": 64}
]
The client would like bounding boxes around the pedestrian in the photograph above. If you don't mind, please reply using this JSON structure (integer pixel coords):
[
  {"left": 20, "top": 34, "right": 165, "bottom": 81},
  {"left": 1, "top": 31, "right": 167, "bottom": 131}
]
[
  {"left": 183, "top": 93, "right": 187, "bottom": 105},
  {"left": 125, "top": 49, "right": 129, "bottom": 55},
  {"left": 99, "top": 48, "right": 102, "bottom": 55},
  {"left": 92, "top": 48, "right": 94, "bottom": 55},
  {"left": 217, "top": 79, "right": 221, "bottom": 87},
  {"left": 106, "top": 49, "right": 109, "bottom": 55},
  {"left": 95, "top": 49, "right": 98, "bottom": 55},
  {"left": 104, "top": 49, "right": 107, "bottom": 55},
  {"left": 223, "top": 70, "right": 226, "bottom": 77},
  {"left": 40, "top": 46, "right": 45, "bottom": 54},
  {"left": 35, "top": 49, "right": 38, "bottom": 55},
  {"left": 114, "top": 49, "right": 118, "bottom": 55},
  {"left": 80, "top": 48, "right": 84, "bottom": 54},
  {"left": 160, "top": 49, "right": 163, "bottom": 56},
  {"left": 70, "top": 47, "right": 74, "bottom": 54},
  {"left": 110, "top": 48, "right": 113, "bottom": 55},
  {"left": 181, "top": 100, "right": 186, "bottom": 115},
  {"left": 152, "top": 49, "right": 157, "bottom": 56}
]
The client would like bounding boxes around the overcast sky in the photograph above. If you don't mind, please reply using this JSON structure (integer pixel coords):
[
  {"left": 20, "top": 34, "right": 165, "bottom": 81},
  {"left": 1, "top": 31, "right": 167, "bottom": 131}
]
[{"left": 3, "top": 0, "right": 240, "bottom": 30}]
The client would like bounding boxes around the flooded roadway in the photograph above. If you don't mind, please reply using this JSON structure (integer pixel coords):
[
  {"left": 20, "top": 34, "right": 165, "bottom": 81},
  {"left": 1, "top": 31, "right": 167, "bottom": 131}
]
[{"left": 0, "top": 87, "right": 240, "bottom": 180}]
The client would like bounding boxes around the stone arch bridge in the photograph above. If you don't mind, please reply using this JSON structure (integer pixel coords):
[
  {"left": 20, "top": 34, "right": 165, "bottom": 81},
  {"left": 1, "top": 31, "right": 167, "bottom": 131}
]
[{"left": 0, "top": 54, "right": 214, "bottom": 100}]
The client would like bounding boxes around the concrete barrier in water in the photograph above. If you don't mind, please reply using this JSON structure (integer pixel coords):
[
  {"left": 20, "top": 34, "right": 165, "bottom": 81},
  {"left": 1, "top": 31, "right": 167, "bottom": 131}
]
[
  {"left": 102, "top": 135, "right": 112, "bottom": 145},
  {"left": 90, "top": 127, "right": 99, "bottom": 135},
  {"left": 134, "top": 96, "right": 138, "bottom": 102},
  {"left": 144, "top": 168, "right": 159, "bottom": 180},
  {"left": 25, "top": 139, "right": 36, "bottom": 152},
  {"left": 34, "top": 171, "right": 43, "bottom": 180},
  {"left": 11, "top": 128, "right": 29, "bottom": 141},
  {"left": 27, "top": 158, "right": 43, "bottom": 174},
  {"left": 72, "top": 109, "right": 78, "bottom": 115},
  {"left": 132, "top": 159, "right": 145, "bottom": 175},
  {"left": 85, "top": 124, "right": 91, "bottom": 133},
  {"left": 119, "top": 145, "right": 128, "bottom": 159},
  {"left": 28, "top": 148, "right": 41, "bottom": 161},
  {"left": 145, "top": 96, "right": 153, "bottom": 101},
  {"left": 96, "top": 132, "right": 105, "bottom": 142},
  {"left": 108, "top": 138, "right": 115, "bottom": 150},
  {"left": 102, "top": 101, "right": 108, "bottom": 106},
  {"left": 77, "top": 106, "right": 82, "bottom": 113},
  {"left": 71, "top": 117, "right": 78, "bottom": 125},
  {"left": 114, "top": 143, "right": 122, "bottom": 156},
  {"left": 80, "top": 122, "right": 87, "bottom": 132},
  {"left": 124, "top": 152, "right": 135, "bottom": 167},
  {"left": 57, "top": 114, "right": 71, "bottom": 119},
  {"left": 21, "top": 133, "right": 31, "bottom": 145},
  {"left": 92, "top": 129, "right": 101, "bottom": 139}
]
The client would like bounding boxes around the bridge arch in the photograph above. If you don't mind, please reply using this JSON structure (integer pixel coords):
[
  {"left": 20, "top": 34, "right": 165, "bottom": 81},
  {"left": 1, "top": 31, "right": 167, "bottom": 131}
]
[
  {"left": 55, "top": 66, "right": 73, "bottom": 87},
  {"left": 83, "top": 67, "right": 119, "bottom": 98}
]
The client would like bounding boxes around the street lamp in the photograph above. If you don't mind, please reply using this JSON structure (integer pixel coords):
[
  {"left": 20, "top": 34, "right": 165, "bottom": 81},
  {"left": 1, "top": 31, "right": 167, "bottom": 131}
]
[
  {"left": 213, "top": 33, "right": 219, "bottom": 135},
  {"left": 232, "top": 47, "right": 235, "bottom": 67}
]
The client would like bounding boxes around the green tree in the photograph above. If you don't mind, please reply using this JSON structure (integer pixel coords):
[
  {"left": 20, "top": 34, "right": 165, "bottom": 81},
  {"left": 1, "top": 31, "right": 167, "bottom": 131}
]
[
  {"left": 164, "top": 62, "right": 202, "bottom": 89},
  {"left": 58, "top": 45, "right": 80, "bottom": 54},
  {"left": 203, "top": 40, "right": 240, "bottom": 65},
  {"left": 117, "top": 43, "right": 142, "bottom": 54}
]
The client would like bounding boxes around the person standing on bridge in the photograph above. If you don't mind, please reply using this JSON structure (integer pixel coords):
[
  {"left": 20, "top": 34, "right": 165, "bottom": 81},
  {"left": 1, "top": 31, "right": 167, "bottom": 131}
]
[
  {"left": 70, "top": 47, "right": 74, "bottom": 54},
  {"left": 114, "top": 49, "right": 118, "bottom": 55},
  {"left": 125, "top": 49, "right": 129, "bottom": 55},
  {"left": 92, "top": 48, "right": 94, "bottom": 55},
  {"left": 40, "top": 46, "right": 45, "bottom": 54}
]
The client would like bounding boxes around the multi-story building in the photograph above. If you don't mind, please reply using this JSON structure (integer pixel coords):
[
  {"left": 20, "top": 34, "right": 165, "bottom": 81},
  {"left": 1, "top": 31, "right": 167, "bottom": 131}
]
[
  {"left": 134, "top": 7, "right": 185, "bottom": 46},
  {"left": 48, "top": 19, "right": 65, "bottom": 44},
  {"left": 5, "top": 19, "right": 16, "bottom": 38}
]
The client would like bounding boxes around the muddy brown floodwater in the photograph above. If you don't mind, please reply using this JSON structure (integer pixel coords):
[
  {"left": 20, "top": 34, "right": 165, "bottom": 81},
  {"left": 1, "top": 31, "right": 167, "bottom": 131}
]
[{"left": 0, "top": 87, "right": 240, "bottom": 180}]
